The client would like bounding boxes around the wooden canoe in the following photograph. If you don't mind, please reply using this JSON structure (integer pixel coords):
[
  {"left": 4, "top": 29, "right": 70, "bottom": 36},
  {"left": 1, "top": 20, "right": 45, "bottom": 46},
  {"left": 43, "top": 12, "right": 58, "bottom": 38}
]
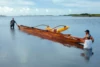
[{"left": 18, "top": 25, "right": 84, "bottom": 49}]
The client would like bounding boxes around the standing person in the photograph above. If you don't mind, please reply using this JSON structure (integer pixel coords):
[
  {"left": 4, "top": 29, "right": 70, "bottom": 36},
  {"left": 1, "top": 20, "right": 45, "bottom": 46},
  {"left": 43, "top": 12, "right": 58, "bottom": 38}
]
[
  {"left": 83, "top": 30, "right": 94, "bottom": 49},
  {"left": 84, "top": 30, "right": 94, "bottom": 43},
  {"left": 81, "top": 30, "right": 94, "bottom": 61},
  {"left": 10, "top": 18, "right": 17, "bottom": 29},
  {"left": 66, "top": 30, "right": 94, "bottom": 43}
]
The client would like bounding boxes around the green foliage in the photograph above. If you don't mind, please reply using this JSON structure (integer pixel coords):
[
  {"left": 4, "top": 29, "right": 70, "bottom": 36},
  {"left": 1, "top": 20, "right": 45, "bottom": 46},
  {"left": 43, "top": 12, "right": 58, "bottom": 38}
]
[{"left": 68, "top": 13, "right": 100, "bottom": 17}]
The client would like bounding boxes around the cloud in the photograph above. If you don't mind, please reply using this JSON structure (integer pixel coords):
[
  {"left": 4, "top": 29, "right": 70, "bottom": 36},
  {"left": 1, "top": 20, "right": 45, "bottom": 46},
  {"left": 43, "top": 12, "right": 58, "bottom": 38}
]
[
  {"left": 0, "top": 6, "right": 13, "bottom": 12},
  {"left": 0, "top": 0, "right": 35, "bottom": 7},
  {"left": 0, "top": 6, "right": 31, "bottom": 16},
  {"left": 0, "top": 0, "right": 36, "bottom": 15},
  {"left": 0, "top": 0, "right": 100, "bottom": 15},
  {"left": 0, "top": 6, "right": 70, "bottom": 16},
  {"left": 18, "top": 0, "right": 35, "bottom": 6},
  {"left": 63, "top": 1, "right": 100, "bottom": 8},
  {"left": 35, "top": 8, "right": 39, "bottom": 12},
  {"left": 52, "top": 0, "right": 100, "bottom": 8},
  {"left": 20, "top": 8, "right": 30, "bottom": 13},
  {"left": 52, "top": 0, "right": 79, "bottom": 4},
  {"left": 0, "top": 6, "right": 14, "bottom": 15}
]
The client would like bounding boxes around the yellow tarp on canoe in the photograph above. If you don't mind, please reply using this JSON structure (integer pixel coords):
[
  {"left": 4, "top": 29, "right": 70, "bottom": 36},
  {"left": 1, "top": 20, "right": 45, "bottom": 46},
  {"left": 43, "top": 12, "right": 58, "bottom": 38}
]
[{"left": 45, "top": 26, "right": 69, "bottom": 33}]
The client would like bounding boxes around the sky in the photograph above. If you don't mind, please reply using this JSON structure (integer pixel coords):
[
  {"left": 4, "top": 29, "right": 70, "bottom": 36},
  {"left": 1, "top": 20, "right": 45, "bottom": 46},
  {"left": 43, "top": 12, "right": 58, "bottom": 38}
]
[{"left": 0, "top": 0, "right": 100, "bottom": 16}]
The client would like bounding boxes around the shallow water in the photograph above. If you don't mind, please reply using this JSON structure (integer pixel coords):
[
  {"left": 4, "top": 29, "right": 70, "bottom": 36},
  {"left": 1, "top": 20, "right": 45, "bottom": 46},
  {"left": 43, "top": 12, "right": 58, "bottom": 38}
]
[{"left": 0, "top": 16, "right": 100, "bottom": 67}]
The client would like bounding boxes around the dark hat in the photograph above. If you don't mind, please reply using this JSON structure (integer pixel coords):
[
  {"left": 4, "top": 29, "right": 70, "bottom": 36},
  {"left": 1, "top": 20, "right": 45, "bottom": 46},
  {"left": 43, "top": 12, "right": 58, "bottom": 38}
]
[{"left": 85, "top": 30, "right": 90, "bottom": 33}]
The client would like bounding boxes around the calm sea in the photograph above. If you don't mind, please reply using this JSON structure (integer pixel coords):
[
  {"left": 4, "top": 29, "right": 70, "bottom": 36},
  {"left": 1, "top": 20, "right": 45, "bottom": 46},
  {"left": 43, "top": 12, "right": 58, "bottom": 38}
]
[{"left": 0, "top": 16, "right": 100, "bottom": 67}]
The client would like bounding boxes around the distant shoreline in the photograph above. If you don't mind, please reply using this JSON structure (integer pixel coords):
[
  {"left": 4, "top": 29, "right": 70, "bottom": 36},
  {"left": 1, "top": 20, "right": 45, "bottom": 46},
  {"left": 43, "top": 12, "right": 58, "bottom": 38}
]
[
  {"left": 18, "top": 14, "right": 100, "bottom": 17},
  {"left": 0, "top": 15, "right": 6, "bottom": 17},
  {"left": 67, "top": 13, "right": 100, "bottom": 17},
  {"left": 1, "top": 13, "right": 100, "bottom": 17}
]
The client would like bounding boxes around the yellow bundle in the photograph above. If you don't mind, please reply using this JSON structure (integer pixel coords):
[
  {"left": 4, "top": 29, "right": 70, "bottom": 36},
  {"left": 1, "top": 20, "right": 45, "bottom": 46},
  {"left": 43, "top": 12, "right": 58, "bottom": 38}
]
[
  {"left": 46, "top": 26, "right": 69, "bottom": 33},
  {"left": 45, "top": 26, "right": 53, "bottom": 32},
  {"left": 57, "top": 26, "right": 69, "bottom": 33}
]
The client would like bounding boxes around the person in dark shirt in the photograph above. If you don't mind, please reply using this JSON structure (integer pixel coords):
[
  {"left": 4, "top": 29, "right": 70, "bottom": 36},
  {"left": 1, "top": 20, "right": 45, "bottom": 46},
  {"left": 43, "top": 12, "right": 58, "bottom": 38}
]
[{"left": 10, "top": 18, "right": 17, "bottom": 29}]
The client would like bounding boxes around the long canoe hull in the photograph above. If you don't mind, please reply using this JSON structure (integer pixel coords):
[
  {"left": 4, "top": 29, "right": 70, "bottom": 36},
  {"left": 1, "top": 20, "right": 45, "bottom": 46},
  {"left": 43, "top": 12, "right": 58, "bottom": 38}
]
[{"left": 18, "top": 25, "right": 84, "bottom": 49}]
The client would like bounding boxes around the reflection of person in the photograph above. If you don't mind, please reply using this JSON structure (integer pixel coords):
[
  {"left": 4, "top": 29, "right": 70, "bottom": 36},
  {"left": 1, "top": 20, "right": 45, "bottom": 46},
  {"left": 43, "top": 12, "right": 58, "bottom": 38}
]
[
  {"left": 10, "top": 28, "right": 16, "bottom": 40},
  {"left": 10, "top": 28, "right": 15, "bottom": 35},
  {"left": 10, "top": 18, "right": 17, "bottom": 29},
  {"left": 81, "top": 49, "right": 94, "bottom": 61}
]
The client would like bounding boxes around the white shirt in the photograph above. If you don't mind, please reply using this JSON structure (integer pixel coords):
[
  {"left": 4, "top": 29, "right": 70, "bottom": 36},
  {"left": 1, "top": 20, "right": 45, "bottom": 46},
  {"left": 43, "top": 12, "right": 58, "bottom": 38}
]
[{"left": 84, "top": 40, "right": 92, "bottom": 49}]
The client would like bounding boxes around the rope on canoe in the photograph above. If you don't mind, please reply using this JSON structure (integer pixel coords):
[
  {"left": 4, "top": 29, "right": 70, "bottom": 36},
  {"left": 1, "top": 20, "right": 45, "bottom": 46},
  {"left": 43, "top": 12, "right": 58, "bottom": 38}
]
[
  {"left": 34, "top": 24, "right": 49, "bottom": 28},
  {"left": 52, "top": 25, "right": 66, "bottom": 29}
]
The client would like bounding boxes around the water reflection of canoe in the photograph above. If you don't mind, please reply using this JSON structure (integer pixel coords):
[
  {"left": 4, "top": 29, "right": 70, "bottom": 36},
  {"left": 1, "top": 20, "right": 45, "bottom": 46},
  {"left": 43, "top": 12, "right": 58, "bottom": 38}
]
[{"left": 18, "top": 25, "right": 84, "bottom": 49}]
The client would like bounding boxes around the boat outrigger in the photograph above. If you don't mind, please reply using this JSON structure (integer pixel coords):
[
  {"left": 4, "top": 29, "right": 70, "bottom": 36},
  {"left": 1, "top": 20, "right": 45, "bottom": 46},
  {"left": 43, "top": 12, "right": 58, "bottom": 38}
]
[{"left": 17, "top": 25, "right": 85, "bottom": 49}]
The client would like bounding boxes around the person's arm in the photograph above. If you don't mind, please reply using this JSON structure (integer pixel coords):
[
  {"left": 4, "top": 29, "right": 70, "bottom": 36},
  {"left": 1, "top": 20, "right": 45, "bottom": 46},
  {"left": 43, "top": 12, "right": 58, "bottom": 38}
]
[
  {"left": 90, "top": 36, "right": 94, "bottom": 43},
  {"left": 14, "top": 20, "right": 18, "bottom": 25},
  {"left": 10, "top": 20, "right": 12, "bottom": 25},
  {"left": 83, "top": 36, "right": 86, "bottom": 39}
]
